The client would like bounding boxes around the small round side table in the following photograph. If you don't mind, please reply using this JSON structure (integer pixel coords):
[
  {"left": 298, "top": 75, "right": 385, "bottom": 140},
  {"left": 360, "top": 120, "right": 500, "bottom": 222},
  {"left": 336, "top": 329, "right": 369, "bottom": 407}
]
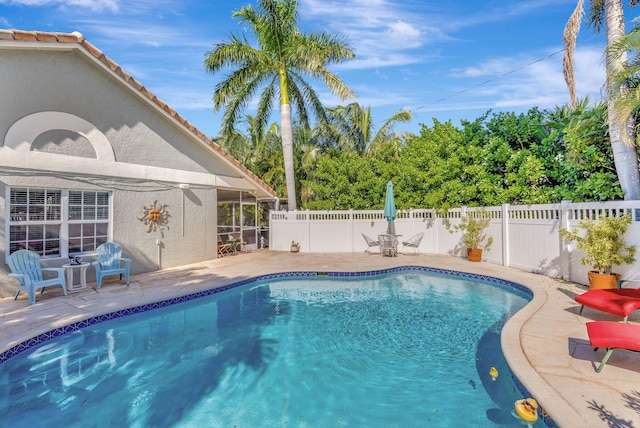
[{"left": 62, "top": 262, "right": 90, "bottom": 291}]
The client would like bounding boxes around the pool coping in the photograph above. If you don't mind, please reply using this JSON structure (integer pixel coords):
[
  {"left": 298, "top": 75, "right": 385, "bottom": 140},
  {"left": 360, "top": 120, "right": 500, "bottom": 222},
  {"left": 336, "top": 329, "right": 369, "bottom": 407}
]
[{"left": 500, "top": 273, "right": 584, "bottom": 427}]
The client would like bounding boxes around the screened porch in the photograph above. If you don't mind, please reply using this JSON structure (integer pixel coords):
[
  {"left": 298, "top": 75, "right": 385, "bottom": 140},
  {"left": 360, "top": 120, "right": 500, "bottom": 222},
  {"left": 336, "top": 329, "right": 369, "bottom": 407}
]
[{"left": 217, "top": 189, "right": 272, "bottom": 254}]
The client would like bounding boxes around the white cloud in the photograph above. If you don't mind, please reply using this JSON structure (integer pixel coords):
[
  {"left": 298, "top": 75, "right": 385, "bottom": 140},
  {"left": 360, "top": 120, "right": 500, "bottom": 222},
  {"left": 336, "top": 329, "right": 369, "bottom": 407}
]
[
  {"left": 76, "top": 21, "right": 183, "bottom": 46},
  {"left": 300, "top": 0, "right": 583, "bottom": 76},
  {"left": 0, "top": 0, "right": 119, "bottom": 12},
  {"left": 301, "top": 0, "right": 436, "bottom": 68},
  {"left": 384, "top": 21, "right": 422, "bottom": 48},
  {"left": 573, "top": 47, "right": 606, "bottom": 98},
  {"left": 318, "top": 83, "right": 411, "bottom": 110},
  {"left": 443, "top": 0, "right": 576, "bottom": 32},
  {"left": 443, "top": 45, "right": 605, "bottom": 112},
  {"left": 339, "top": 53, "right": 426, "bottom": 70},
  {"left": 156, "top": 85, "right": 214, "bottom": 111}
]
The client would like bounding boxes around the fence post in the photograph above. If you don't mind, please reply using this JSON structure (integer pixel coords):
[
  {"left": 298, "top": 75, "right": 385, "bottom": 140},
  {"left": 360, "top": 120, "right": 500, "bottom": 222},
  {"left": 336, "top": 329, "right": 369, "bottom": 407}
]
[
  {"left": 268, "top": 210, "right": 273, "bottom": 252},
  {"left": 306, "top": 210, "right": 311, "bottom": 253},
  {"left": 349, "top": 209, "right": 354, "bottom": 253},
  {"left": 409, "top": 209, "right": 415, "bottom": 244},
  {"left": 502, "top": 204, "right": 509, "bottom": 267},
  {"left": 560, "top": 200, "right": 572, "bottom": 281},
  {"left": 433, "top": 209, "right": 439, "bottom": 255}
]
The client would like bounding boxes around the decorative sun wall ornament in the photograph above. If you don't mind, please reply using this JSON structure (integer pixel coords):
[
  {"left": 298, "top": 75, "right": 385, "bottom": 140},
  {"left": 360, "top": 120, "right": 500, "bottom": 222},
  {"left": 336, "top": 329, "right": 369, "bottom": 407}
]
[{"left": 138, "top": 200, "right": 170, "bottom": 235}]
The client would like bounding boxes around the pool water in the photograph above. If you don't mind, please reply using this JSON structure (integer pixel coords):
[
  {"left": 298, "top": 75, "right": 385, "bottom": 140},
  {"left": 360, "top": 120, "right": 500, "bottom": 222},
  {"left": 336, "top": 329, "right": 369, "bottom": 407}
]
[{"left": 0, "top": 270, "right": 548, "bottom": 427}]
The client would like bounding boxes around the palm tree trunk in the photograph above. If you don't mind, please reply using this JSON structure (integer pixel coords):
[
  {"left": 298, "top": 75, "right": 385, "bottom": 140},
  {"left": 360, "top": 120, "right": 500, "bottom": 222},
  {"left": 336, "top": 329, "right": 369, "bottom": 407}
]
[
  {"left": 605, "top": 0, "right": 640, "bottom": 200},
  {"left": 280, "top": 103, "right": 297, "bottom": 210}
]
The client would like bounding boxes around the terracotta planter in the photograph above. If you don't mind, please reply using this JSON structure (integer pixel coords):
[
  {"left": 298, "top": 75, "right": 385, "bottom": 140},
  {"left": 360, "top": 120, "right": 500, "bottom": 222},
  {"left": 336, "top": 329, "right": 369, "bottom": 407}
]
[
  {"left": 467, "top": 248, "right": 482, "bottom": 262},
  {"left": 587, "top": 271, "right": 620, "bottom": 290}
]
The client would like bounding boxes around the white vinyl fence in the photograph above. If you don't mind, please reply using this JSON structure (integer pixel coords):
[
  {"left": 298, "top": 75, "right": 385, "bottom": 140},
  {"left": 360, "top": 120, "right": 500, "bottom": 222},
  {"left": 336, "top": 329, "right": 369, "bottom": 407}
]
[{"left": 269, "top": 201, "right": 640, "bottom": 286}]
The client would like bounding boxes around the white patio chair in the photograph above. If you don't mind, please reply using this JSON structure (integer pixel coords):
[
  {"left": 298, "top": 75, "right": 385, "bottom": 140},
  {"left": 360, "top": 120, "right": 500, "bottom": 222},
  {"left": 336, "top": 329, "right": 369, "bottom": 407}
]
[
  {"left": 402, "top": 232, "right": 424, "bottom": 254},
  {"left": 378, "top": 234, "right": 398, "bottom": 257},
  {"left": 361, "top": 233, "right": 379, "bottom": 254}
]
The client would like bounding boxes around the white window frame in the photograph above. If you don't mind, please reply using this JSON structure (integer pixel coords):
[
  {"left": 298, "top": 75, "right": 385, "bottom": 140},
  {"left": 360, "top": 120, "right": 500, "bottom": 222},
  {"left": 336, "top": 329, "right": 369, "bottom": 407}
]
[
  {"left": 6, "top": 187, "right": 112, "bottom": 261},
  {"left": 66, "top": 190, "right": 111, "bottom": 256}
]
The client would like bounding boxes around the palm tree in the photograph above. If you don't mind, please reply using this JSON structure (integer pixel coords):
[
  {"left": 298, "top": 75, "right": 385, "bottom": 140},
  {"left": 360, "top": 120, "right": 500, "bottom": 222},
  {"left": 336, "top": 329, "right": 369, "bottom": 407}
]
[
  {"left": 291, "top": 122, "right": 322, "bottom": 205},
  {"left": 216, "top": 115, "right": 281, "bottom": 174},
  {"left": 563, "top": 0, "right": 640, "bottom": 200},
  {"left": 204, "top": 0, "right": 356, "bottom": 210},
  {"left": 322, "top": 103, "right": 412, "bottom": 155},
  {"left": 607, "top": 29, "right": 640, "bottom": 120}
]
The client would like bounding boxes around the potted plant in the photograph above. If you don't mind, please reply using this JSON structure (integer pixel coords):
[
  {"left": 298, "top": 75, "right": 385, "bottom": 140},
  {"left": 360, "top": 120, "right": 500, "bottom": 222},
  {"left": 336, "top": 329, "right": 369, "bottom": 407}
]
[
  {"left": 447, "top": 209, "right": 493, "bottom": 262},
  {"left": 290, "top": 241, "right": 300, "bottom": 253},
  {"left": 559, "top": 215, "right": 636, "bottom": 289}
]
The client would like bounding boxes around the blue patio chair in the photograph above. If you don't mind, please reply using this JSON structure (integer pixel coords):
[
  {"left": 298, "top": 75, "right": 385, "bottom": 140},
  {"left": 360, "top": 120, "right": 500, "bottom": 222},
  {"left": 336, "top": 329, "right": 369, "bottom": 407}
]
[
  {"left": 8, "top": 250, "right": 67, "bottom": 304},
  {"left": 93, "top": 242, "right": 131, "bottom": 289}
]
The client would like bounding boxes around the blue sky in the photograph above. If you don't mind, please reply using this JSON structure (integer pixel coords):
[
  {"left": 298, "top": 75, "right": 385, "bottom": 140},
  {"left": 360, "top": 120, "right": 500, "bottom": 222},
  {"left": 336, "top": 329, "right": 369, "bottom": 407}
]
[{"left": 0, "top": 0, "right": 628, "bottom": 137}]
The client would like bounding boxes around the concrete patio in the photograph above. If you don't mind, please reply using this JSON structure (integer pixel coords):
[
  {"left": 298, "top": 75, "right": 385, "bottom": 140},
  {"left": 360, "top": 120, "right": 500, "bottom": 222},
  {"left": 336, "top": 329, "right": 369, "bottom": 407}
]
[{"left": 1, "top": 251, "right": 639, "bottom": 427}]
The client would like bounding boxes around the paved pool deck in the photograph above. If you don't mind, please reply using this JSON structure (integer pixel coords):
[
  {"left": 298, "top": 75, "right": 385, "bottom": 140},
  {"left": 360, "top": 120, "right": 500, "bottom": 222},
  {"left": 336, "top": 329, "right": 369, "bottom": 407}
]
[{"left": 1, "top": 251, "right": 639, "bottom": 427}]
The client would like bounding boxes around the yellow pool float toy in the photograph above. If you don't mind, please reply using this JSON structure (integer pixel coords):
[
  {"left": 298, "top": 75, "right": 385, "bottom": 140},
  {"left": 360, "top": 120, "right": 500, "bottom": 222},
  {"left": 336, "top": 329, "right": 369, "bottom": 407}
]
[
  {"left": 514, "top": 398, "right": 538, "bottom": 422},
  {"left": 489, "top": 366, "right": 498, "bottom": 381}
]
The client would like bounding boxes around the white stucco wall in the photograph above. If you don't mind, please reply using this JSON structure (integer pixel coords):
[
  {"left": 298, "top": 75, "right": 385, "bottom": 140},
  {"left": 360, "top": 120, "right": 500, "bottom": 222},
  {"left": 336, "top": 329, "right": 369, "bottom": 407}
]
[
  {"left": 0, "top": 49, "right": 239, "bottom": 177},
  {"left": 0, "top": 173, "right": 217, "bottom": 279},
  {"left": 0, "top": 43, "right": 270, "bottom": 284}
]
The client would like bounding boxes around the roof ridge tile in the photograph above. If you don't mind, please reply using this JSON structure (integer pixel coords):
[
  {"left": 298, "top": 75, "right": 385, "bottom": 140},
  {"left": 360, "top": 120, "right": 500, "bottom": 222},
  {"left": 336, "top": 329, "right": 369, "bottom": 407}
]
[
  {"left": 0, "top": 29, "right": 15, "bottom": 40},
  {"left": 12, "top": 30, "right": 38, "bottom": 41},
  {"left": 55, "top": 32, "right": 80, "bottom": 43}
]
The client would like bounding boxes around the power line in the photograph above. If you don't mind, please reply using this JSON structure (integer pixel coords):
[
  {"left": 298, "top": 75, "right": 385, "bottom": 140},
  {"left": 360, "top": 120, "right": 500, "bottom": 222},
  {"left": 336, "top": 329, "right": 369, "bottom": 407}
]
[{"left": 411, "top": 32, "right": 602, "bottom": 113}]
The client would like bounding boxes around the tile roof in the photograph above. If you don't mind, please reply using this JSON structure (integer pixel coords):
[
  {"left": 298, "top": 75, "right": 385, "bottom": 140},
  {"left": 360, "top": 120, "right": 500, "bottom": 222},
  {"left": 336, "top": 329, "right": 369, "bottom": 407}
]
[{"left": 0, "top": 29, "right": 276, "bottom": 197}]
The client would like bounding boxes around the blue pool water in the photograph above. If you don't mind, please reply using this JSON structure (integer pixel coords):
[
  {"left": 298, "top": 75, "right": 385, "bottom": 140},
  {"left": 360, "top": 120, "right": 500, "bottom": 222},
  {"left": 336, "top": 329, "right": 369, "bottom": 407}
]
[{"left": 0, "top": 268, "right": 550, "bottom": 427}]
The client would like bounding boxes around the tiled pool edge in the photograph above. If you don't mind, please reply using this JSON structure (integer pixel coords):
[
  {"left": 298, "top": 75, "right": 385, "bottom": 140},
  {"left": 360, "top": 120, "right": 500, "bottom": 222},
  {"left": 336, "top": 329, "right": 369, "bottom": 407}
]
[{"left": 0, "top": 265, "right": 554, "bottom": 426}]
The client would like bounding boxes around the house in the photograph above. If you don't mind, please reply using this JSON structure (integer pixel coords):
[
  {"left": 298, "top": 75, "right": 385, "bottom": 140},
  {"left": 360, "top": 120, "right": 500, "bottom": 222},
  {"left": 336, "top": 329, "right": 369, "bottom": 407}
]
[{"left": 0, "top": 30, "right": 277, "bottom": 281}]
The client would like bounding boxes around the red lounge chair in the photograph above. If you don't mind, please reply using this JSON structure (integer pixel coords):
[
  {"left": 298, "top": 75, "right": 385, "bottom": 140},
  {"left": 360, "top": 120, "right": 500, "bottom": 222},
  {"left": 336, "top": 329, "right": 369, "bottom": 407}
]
[
  {"left": 586, "top": 321, "right": 640, "bottom": 372},
  {"left": 575, "top": 280, "right": 640, "bottom": 323},
  {"left": 575, "top": 288, "right": 640, "bottom": 322}
]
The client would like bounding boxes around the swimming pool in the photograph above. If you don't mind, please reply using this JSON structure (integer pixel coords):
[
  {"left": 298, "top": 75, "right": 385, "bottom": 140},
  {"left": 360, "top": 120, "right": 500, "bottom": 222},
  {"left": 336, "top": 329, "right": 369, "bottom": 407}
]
[{"left": 0, "top": 267, "right": 551, "bottom": 427}]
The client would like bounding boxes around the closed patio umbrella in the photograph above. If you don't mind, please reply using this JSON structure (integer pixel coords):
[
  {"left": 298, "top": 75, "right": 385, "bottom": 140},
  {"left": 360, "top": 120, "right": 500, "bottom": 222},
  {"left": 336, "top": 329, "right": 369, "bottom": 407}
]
[{"left": 383, "top": 180, "right": 396, "bottom": 235}]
